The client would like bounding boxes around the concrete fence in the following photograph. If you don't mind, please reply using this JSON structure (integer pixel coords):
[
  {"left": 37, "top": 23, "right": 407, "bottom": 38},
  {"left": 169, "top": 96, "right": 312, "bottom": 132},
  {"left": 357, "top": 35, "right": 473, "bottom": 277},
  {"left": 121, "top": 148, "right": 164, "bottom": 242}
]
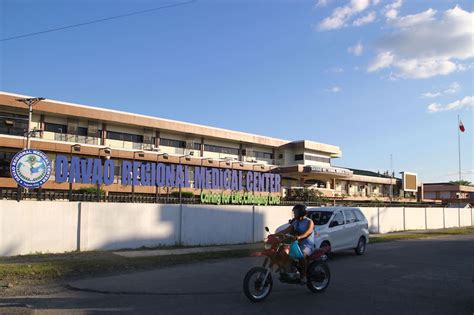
[{"left": 0, "top": 200, "right": 472, "bottom": 256}]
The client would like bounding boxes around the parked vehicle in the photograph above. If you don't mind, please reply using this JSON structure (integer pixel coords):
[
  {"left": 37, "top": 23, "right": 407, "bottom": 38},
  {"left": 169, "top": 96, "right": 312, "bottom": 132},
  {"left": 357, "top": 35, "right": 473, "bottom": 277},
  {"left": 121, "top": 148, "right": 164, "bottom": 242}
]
[
  {"left": 243, "top": 227, "right": 331, "bottom": 302},
  {"left": 276, "top": 207, "right": 369, "bottom": 255}
]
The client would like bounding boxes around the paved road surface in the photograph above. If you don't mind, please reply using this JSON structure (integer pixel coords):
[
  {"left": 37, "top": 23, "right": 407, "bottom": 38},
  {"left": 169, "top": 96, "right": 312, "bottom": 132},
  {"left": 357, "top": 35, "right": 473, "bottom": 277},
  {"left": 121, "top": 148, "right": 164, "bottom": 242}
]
[{"left": 1, "top": 234, "right": 473, "bottom": 314}]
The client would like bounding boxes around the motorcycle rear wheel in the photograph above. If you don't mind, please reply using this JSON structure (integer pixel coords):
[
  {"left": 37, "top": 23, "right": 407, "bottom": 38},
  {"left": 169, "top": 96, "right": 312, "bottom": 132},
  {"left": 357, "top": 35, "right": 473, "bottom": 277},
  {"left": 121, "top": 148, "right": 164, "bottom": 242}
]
[
  {"left": 243, "top": 266, "right": 273, "bottom": 302},
  {"left": 306, "top": 261, "right": 330, "bottom": 293}
]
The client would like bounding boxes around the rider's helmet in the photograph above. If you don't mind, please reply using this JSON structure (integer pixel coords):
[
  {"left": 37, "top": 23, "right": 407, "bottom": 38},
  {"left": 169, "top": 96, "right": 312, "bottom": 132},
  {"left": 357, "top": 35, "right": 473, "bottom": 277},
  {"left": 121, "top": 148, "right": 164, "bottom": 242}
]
[{"left": 292, "top": 204, "right": 307, "bottom": 218}]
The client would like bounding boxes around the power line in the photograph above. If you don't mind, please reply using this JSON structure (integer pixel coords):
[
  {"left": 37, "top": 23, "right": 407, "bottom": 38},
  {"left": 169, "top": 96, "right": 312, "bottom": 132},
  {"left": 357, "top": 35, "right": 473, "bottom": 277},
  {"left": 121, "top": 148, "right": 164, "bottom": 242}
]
[{"left": 0, "top": 0, "right": 196, "bottom": 42}]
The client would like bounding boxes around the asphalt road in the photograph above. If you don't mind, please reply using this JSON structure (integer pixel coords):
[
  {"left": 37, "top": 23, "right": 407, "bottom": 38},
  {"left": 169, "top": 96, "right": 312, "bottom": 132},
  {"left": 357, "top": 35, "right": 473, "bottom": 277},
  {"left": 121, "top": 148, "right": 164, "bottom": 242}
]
[{"left": 1, "top": 234, "right": 473, "bottom": 314}]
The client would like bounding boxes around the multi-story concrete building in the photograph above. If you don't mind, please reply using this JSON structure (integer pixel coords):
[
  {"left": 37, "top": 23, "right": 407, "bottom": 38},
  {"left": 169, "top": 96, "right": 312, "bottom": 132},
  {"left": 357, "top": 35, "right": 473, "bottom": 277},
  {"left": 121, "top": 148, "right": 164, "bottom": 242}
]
[{"left": 0, "top": 92, "right": 415, "bottom": 202}]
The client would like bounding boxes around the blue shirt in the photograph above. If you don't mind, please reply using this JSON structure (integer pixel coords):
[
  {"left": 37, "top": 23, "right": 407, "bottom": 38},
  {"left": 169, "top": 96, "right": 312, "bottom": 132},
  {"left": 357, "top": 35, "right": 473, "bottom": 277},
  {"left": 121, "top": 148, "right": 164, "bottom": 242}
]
[{"left": 291, "top": 217, "right": 315, "bottom": 247}]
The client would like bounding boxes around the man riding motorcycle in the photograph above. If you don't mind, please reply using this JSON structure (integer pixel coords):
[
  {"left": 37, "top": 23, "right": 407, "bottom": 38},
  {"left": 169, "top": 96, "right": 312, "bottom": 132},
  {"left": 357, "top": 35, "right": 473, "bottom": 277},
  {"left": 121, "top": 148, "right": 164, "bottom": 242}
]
[{"left": 277, "top": 204, "right": 315, "bottom": 284}]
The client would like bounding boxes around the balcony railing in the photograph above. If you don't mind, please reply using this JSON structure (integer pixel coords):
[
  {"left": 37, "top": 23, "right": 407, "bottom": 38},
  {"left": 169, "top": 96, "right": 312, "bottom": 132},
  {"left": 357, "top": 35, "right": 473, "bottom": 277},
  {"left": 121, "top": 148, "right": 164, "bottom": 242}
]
[{"left": 54, "top": 133, "right": 99, "bottom": 145}]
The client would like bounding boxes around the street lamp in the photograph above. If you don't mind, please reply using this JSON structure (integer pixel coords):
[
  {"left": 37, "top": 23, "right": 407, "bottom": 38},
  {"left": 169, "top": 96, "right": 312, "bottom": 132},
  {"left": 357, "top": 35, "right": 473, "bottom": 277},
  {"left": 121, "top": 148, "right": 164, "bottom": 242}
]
[
  {"left": 97, "top": 147, "right": 112, "bottom": 202},
  {"left": 178, "top": 154, "right": 191, "bottom": 204},
  {"left": 131, "top": 150, "right": 145, "bottom": 202},
  {"left": 68, "top": 144, "right": 81, "bottom": 201},
  {"left": 15, "top": 97, "right": 45, "bottom": 149}
]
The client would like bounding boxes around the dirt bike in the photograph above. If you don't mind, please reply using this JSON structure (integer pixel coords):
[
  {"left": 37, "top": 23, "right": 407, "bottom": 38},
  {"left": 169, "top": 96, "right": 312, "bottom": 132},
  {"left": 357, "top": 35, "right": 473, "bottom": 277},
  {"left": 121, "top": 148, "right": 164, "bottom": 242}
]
[{"left": 243, "top": 227, "right": 331, "bottom": 302}]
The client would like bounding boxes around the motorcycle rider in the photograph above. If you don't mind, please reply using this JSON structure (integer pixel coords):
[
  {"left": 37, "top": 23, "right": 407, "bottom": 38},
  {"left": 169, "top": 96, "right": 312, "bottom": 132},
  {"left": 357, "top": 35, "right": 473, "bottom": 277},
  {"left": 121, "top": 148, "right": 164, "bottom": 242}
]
[{"left": 278, "top": 204, "right": 315, "bottom": 284}]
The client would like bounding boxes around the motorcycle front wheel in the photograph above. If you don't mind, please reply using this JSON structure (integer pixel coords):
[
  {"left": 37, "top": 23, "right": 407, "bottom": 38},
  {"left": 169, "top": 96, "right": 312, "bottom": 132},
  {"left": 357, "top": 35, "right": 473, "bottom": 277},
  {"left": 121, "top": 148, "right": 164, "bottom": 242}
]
[
  {"left": 243, "top": 266, "right": 273, "bottom": 302},
  {"left": 306, "top": 261, "right": 330, "bottom": 293}
]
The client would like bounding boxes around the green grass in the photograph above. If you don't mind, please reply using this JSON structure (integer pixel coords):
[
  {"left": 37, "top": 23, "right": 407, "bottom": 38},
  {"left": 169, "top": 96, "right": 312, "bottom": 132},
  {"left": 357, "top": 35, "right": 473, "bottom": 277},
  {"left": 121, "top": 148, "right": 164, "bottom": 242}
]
[
  {"left": 0, "top": 249, "right": 255, "bottom": 285},
  {"left": 370, "top": 227, "right": 474, "bottom": 243}
]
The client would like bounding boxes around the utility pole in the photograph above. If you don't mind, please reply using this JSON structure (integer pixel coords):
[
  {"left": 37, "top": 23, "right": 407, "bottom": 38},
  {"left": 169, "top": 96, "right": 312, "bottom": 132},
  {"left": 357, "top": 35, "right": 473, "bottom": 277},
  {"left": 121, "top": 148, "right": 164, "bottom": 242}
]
[
  {"left": 15, "top": 97, "right": 45, "bottom": 149},
  {"left": 389, "top": 153, "right": 393, "bottom": 204}
]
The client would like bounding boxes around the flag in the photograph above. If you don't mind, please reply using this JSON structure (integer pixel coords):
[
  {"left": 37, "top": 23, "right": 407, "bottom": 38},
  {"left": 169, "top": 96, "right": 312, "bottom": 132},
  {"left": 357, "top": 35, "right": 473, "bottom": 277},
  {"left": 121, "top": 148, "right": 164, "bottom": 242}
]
[{"left": 459, "top": 120, "right": 465, "bottom": 132}]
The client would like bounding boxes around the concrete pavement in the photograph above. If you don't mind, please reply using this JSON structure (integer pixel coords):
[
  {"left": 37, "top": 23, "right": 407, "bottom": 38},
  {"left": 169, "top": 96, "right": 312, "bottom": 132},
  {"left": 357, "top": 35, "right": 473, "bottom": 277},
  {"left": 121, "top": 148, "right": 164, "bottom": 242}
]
[{"left": 1, "top": 234, "right": 473, "bottom": 314}]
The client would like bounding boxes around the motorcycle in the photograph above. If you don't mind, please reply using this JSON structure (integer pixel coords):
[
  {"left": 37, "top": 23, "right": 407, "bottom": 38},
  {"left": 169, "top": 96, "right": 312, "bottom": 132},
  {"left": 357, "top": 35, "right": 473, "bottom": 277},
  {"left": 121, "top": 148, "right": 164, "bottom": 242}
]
[{"left": 243, "top": 227, "right": 331, "bottom": 302}]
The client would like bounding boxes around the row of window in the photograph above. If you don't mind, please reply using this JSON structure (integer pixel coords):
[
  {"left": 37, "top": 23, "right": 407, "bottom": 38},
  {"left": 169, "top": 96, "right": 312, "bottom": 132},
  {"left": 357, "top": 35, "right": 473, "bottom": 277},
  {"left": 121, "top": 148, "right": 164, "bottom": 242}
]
[
  {"left": 1, "top": 112, "right": 28, "bottom": 137},
  {"left": 203, "top": 144, "right": 239, "bottom": 156},
  {"left": 107, "top": 131, "right": 144, "bottom": 143},
  {"left": 1, "top": 118, "right": 273, "bottom": 159},
  {"left": 294, "top": 154, "right": 330, "bottom": 163}
]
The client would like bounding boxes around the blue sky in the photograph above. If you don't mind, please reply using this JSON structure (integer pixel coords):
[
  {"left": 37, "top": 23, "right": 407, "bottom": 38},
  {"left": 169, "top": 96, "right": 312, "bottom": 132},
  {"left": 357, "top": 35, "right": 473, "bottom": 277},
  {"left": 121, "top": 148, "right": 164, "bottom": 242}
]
[{"left": 1, "top": 0, "right": 473, "bottom": 183}]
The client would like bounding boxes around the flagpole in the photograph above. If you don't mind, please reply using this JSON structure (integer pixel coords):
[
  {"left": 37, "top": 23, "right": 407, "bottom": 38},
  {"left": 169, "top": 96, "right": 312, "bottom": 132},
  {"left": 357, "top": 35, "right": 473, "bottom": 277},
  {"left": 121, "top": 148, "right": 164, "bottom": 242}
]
[{"left": 458, "top": 115, "right": 461, "bottom": 183}]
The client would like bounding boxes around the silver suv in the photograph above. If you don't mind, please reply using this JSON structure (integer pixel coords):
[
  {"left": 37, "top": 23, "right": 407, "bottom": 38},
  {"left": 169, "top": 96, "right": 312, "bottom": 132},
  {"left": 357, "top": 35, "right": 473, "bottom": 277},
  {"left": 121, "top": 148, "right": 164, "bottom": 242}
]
[{"left": 307, "top": 207, "right": 369, "bottom": 255}]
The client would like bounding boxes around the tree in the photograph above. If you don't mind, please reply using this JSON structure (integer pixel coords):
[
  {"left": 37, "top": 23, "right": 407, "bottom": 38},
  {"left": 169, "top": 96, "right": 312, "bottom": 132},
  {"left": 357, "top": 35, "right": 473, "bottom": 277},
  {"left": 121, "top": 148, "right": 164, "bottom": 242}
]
[{"left": 449, "top": 180, "right": 472, "bottom": 186}]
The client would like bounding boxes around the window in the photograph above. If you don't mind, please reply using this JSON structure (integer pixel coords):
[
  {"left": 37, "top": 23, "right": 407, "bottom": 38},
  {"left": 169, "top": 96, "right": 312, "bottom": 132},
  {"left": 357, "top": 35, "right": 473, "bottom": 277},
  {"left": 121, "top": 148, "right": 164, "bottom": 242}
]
[
  {"left": 0, "top": 150, "right": 15, "bottom": 177},
  {"left": 193, "top": 142, "right": 201, "bottom": 150},
  {"left": 0, "top": 112, "right": 28, "bottom": 136},
  {"left": 255, "top": 151, "right": 273, "bottom": 160},
  {"left": 353, "top": 209, "right": 365, "bottom": 222},
  {"left": 76, "top": 127, "right": 88, "bottom": 136},
  {"left": 204, "top": 144, "right": 239, "bottom": 155},
  {"left": 343, "top": 210, "right": 356, "bottom": 224},
  {"left": 309, "top": 211, "right": 333, "bottom": 226},
  {"left": 160, "top": 138, "right": 186, "bottom": 148},
  {"left": 331, "top": 212, "right": 344, "bottom": 227},
  {"left": 304, "top": 155, "right": 330, "bottom": 163},
  {"left": 44, "top": 122, "right": 67, "bottom": 134},
  {"left": 107, "top": 131, "right": 143, "bottom": 143},
  {"left": 294, "top": 154, "right": 304, "bottom": 161}
]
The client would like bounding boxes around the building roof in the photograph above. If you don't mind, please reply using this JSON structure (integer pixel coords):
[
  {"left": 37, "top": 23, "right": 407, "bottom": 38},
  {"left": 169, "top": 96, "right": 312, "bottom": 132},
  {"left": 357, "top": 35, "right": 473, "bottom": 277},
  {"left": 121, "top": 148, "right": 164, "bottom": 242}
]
[
  {"left": 0, "top": 91, "right": 341, "bottom": 155},
  {"left": 344, "top": 168, "right": 394, "bottom": 179}
]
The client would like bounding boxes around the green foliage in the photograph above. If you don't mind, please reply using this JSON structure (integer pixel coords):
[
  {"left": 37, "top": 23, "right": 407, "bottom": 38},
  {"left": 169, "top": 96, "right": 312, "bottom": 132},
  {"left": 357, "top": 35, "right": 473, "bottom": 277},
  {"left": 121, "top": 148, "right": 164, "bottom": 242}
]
[
  {"left": 75, "top": 187, "right": 105, "bottom": 196},
  {"left": 449, "top": 180, "right": 472, "bottom": 186},
  {"left": 170, "top": 191, "right": 195, "bottom": 198},
  {"left": 284, "top": 188, "right": 329, "bottom": 203}
]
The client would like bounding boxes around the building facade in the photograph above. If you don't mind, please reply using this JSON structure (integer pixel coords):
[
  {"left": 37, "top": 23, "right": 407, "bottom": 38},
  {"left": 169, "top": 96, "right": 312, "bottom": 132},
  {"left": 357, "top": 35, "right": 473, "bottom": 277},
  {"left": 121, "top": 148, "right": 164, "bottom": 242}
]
[{"left": 0, "top": 92, "right": 416, "bottom": 202}]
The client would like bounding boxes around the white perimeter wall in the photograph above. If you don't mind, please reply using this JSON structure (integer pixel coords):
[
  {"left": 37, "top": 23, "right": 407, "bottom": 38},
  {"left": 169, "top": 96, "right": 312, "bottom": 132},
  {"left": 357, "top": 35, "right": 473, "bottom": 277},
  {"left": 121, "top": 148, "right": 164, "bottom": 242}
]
[
  {"left": 0, "top": 200, "right": 79, "bottom": 256},
  {"left": 0, "top": 201, "right": 472, "bottom": 256}
]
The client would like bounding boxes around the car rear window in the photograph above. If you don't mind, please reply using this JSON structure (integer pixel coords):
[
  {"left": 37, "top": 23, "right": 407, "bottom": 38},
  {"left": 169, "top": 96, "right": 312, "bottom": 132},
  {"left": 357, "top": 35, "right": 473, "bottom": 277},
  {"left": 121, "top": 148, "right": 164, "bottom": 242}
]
[
  {"left": 353, "top": 209, "right": 366, "bottom": 221},
  {"left": 309, "top": 211, "right": 333, "bottom": 226}
]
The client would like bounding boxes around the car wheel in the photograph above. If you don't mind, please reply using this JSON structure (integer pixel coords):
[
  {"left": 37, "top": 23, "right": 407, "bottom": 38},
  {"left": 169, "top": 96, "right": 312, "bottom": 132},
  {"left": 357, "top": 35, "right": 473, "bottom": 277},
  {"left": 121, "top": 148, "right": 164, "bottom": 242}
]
[
  {"left": 320, "top": 241, "right": 332, "bottom": 258},
  {"left": 354, "top": 237, "right": 366, "bottom": 255}
]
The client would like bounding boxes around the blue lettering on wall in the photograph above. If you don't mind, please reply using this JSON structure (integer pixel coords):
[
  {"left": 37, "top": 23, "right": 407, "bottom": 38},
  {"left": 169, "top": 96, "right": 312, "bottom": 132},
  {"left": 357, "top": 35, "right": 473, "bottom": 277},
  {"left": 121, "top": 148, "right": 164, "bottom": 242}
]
[{"left": 53, "top": 154, "right": 282, "bottom": 192}]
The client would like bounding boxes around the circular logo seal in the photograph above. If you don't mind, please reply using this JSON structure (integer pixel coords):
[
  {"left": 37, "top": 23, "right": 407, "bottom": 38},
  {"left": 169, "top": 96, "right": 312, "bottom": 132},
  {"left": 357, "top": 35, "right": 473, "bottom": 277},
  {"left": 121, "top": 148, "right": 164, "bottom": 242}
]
[{"left": 10, "top": 149, "right": 52, "bottom": 189}]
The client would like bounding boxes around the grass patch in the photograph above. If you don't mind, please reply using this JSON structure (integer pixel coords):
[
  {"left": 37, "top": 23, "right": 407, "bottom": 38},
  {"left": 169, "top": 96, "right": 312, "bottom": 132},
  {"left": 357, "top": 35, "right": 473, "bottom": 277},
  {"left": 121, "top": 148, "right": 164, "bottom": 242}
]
[
  {"left": 0, "top": 248, "right": 255, "bottom": 287},
  {"left": 370, "top": 227, "right": 474, "bottom": 243}
]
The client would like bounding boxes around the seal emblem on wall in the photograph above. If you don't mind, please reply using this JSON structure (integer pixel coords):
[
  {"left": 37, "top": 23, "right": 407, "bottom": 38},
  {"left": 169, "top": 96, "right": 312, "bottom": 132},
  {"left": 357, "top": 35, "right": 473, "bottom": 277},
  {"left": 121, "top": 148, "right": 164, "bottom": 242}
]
[{"left": 10, "top": 149, "right": 52, "bottom": 189}]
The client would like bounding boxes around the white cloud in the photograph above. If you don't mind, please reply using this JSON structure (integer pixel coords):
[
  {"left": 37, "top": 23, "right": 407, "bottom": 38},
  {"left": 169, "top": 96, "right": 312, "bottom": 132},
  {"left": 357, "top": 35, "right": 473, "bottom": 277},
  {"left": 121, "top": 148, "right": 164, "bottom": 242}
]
[
  {"left": 391, "top": 8, "right": 436, "bottom": 28},
  {"left": 384, "top": 0, "right": 403, "bottom": 20},
  {"left": 444, "top": 82, "right": 461, "bottom": 94},
  {"left": 368, "top": 6, "right": 474, "bottom": 79},
  {"left": 368, "top": 51, "right": 394, "bottom": 71},
  {"left": 318, "top": 0, "right": 371, "bottom": 30},
  {"left": 427, "top": 95, "right": 474, "bottom": 113},
  {"left": 315, "top": 0, "right": 329, "bottom": 8},
  {"left": 421, "top": 82, "right": 461, "bottom": 98},
  {"left": 348, "top": 41, "right": 364, "bottom": 56},
  {"left": 421, "top": 92, "right": 441, "bottom": 98},
  {"left": 353, "top": 11, "right": 376, "bottom": 26},
  {"left": 326, "top": 86, "right": 342, "bottom": 93}
]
